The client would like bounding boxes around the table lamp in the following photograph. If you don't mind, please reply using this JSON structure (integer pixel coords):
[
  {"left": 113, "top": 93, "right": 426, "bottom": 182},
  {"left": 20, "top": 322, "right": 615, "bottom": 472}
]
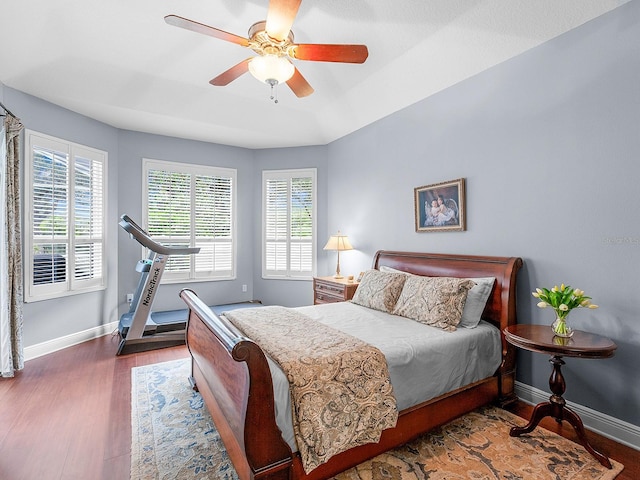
[{"left": 323, "top": 231, "right": 353, "bottom": 279}]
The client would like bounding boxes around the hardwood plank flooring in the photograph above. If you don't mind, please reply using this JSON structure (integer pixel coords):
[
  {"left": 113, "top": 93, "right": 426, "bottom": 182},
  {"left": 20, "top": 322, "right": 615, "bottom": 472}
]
[{"left": 0, "top": 335, "right": 637, "bottom": 479}]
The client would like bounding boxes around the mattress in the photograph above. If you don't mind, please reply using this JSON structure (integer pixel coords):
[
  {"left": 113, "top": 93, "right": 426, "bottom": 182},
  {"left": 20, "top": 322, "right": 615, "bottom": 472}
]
[{"left": 238, "top": 301, "right": 502, "bottom": 451}]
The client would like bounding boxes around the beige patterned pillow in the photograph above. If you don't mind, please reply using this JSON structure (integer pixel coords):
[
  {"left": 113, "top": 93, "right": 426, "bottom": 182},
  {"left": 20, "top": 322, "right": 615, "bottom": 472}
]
[
  {"left": 392, "top": 276, "right": 476, "bottom": 331},
  {"left": 351, "top": 269, "right": 407, "bottom": 313}
]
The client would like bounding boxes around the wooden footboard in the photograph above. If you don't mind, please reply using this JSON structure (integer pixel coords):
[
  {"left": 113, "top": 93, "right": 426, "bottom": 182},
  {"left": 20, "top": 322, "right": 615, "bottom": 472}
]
[
  {"left": 181, "top": 289, "right": 292, "bottom": 480},
  {"left": 180, "top": 251, "right": 522, "bottom": 480}
]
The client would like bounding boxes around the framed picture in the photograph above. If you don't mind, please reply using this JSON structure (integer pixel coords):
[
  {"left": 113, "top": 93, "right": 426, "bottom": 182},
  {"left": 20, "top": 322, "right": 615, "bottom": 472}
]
[{"left": 414, "top": 178, "right": 466, "bottom": 232}]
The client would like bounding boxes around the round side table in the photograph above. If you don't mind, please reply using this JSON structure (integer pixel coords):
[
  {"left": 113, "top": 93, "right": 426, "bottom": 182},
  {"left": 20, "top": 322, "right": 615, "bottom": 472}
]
[{"left": 504, "top": 324, "right": 617, "bottom": 469}]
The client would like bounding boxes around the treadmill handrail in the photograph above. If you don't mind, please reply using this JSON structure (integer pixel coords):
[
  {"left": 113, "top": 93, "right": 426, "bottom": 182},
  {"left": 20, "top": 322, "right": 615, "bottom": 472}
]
[{"left": 119, "top": 214, "right": 201, "bottom": 256}]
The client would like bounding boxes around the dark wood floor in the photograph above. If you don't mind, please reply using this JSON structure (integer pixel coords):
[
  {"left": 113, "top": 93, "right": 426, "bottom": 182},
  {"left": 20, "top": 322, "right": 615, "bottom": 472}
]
[{"left": 0, "top": 335, "right": 637, "bottom": 480}]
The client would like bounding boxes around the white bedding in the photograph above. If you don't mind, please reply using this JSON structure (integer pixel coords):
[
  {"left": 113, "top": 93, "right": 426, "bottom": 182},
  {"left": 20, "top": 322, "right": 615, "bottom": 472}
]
[{"left": 253, "top": 301, "right": 502, "bottom": 451}]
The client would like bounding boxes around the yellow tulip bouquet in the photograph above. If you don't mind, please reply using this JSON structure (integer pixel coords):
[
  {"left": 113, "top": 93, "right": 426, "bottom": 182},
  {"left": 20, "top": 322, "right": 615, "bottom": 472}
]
[{"left": 532, "top": 284, "right": 598, "bottom": 336}]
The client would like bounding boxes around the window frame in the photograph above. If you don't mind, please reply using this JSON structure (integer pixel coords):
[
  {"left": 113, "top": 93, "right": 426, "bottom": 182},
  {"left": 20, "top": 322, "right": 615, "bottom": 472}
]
[
  {"left": 142, "top": 158, "right": 237, "bottom": 284},
  {"left": 262, "top": 168, "right": 317, "bottom": 280},
  {"left": 24, "top": 130, "right": 107, "bottom": 302}
]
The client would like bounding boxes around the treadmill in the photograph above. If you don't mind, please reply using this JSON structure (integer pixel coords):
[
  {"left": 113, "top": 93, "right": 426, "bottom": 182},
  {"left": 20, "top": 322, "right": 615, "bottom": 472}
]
[{"left": 117, "top": 214, "right": 200, "bottom": 355}]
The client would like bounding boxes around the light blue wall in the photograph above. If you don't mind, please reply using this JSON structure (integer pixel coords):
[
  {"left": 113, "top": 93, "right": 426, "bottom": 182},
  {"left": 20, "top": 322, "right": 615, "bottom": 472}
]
[
  {"left": 3, "top": 91, "right": 263, "bottom": 345},
  {"left": 116, "top": 130, "right": 256, "bottom": 313},
  {"left": 4, "top": 88, "right": 120, "bottom": 346},
  {"left": 4, "top": 88, "right": 329, "bottom": 346},
  {"left": 252, "top": 145, "right": 329, "bottom": 307},
  {"left": 327, "top": 1, "right": 640, "bottom": 426}
]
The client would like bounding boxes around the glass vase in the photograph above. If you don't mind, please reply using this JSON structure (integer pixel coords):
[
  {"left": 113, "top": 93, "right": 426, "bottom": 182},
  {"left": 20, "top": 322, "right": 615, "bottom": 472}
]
[{"left": 552, "top": 317, "right": 573, "bottom": 337}]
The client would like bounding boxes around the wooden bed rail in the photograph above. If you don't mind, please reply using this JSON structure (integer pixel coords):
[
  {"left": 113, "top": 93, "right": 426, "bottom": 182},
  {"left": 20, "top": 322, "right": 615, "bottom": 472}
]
[{"left": 180, "top": 289, "right": 292, "bottom": 480}]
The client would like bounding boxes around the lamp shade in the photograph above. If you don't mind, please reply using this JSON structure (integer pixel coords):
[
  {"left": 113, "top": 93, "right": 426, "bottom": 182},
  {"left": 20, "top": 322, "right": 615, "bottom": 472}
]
[
  {"left": 323, "top": 232, "right": 353, "bottom": 251},
  {"left": 324, "top": 232, "right": 352, "bottom": 278},
  {"left": 248, "top": 55, "right": 295, "bottom": 84}
]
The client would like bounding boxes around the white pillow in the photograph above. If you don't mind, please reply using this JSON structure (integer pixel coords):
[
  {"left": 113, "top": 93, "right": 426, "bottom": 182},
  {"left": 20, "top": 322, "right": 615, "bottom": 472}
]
[{"left": 459, "top": 277, "right": 495, "bottom": 328}]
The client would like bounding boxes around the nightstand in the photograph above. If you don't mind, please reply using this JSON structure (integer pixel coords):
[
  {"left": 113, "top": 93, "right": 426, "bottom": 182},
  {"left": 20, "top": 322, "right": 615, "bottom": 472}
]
[{"left": 313, "top": 276, "right": 359, "bottom": 305}]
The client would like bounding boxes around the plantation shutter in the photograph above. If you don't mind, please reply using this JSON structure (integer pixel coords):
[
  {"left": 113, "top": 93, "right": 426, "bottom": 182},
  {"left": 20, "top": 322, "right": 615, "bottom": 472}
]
[
  {"left": 265, "top": 178, "right": 288, "bottom": 272},
  {"left": 146, "top": 168, "right": 192, "bottom": 278},
  {"left": 195, "top": 174, "right": 233, "bottom": 276},
  {"left": 25, "top": 130, "right": 107, "bottom": 302},
  {"left": 263, "top": 169, "right": 316, "bottom": 279},
  {"left": 290, "top": 176, "right": 313, "bottom": 273},
  {"left": 72, "top": 151, "right": 104, "bottom": 287},
  {"left": 32, "top": 145, "right": 69, "bottom": 290},
  {"left": 144, "top": 159, "right": 236, "bottom": 282}
]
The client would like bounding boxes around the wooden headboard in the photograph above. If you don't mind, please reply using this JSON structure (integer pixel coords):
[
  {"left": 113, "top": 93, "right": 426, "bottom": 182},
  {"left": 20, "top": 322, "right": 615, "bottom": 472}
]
[{"left": 372, "top": 250, "right": 523, "bottom": 332}]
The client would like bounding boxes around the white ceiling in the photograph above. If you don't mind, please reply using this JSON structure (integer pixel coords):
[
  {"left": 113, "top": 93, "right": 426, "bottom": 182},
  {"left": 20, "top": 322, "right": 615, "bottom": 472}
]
[{"left": 0, "top": 1, "right": 626, "bottom": 149}]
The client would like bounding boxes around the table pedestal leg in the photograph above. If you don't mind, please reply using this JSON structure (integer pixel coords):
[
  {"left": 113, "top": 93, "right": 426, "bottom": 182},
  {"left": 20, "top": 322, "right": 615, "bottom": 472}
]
[{"left": 509, "top": 355, "right": 612, "bottom": 469}]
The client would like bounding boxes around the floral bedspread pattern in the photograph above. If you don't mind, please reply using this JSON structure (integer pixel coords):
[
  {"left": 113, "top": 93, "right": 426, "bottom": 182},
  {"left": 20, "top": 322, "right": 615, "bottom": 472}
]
[{"left": 224, "top": 306, "right": 398, "bottom": 473}]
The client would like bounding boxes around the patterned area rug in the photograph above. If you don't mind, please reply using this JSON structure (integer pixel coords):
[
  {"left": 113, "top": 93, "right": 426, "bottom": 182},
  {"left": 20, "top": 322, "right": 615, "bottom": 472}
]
[{"left": 131, "top": 359, "right": 623, "bottom": 480}]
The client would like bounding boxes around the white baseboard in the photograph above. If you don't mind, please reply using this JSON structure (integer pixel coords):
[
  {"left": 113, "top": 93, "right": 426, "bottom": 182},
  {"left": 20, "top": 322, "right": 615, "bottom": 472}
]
[
  {"left": 24, "top": 321, "right": 119, "bottom": 361},
  {"left": 515, "top": 381, "right": 640, "bottom": 451}
]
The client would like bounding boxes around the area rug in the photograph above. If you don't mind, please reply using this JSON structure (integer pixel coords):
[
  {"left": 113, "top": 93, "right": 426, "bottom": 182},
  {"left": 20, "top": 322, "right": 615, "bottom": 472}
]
[{"left": 131, "top": 359, "right": 623, "bottom": 480}]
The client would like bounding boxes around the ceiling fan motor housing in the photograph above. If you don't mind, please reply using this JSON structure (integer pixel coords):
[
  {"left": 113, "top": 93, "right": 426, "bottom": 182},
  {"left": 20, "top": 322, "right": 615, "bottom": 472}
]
[{"left": 248, "top": 21, "right": 295, "bottom": 58}]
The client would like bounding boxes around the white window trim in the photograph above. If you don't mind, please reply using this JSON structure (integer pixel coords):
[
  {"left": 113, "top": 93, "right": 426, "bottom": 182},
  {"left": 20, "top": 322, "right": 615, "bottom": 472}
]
[
  {"left": 262, "top": 168, "right": 317, "bottom": 280},
  {"left": 142, "top": 158, "right": 237, "bottom": 284},
  {"left": 24, "top": 130, "right": 107, "bottom": 302}
]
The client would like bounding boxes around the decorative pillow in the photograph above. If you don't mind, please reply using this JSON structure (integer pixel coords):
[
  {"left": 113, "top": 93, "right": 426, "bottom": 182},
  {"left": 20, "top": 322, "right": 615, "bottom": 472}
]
[
  {"left": 379, "top": 265, "right": 411, "bottom": 275},
  {"left": 351, "top": 269, "right": 407, "bottom": 313},
  {"left": 392, "top": 276, "right": 476, "bottom": 331},
  {"left": 459, "top": 277, "right": 496, "bottom": 329}
]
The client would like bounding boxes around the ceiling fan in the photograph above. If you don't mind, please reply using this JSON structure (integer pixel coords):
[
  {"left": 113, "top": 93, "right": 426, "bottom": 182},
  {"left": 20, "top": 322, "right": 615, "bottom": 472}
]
[{"left": 165, "top": 0, "right": 369, "bottom": 99}]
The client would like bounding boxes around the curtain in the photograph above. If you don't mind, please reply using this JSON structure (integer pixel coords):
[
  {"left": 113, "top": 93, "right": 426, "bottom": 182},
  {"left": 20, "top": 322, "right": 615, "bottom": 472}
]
[{"left": 1, "top": 114, "right": 24, "bottom": 377}]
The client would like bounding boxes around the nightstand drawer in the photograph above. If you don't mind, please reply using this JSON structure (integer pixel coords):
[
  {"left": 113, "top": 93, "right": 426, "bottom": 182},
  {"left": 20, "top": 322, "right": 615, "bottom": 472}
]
[
  {"left": 314, "top": 291, "right": 344, "bottom": 304},
  {"left": 313, "top": 277, "right": 358, "bottom": 305},
  {"left": 315, "top": 281, "right": 346, "bottom": 296}
]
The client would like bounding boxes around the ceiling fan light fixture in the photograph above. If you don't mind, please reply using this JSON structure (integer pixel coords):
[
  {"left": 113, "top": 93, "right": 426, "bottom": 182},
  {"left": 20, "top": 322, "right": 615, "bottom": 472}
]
[
  {"left": 248, "top": 55, "right": 294, "bottom": 84},
  {"left": 165, "top": 2, "right": 367, "bottom": 99}
]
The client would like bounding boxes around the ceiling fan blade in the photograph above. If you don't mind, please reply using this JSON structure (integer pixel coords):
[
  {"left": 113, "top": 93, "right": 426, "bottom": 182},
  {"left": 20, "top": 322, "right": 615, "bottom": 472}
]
[
  {"left": 286, "top": 68, "right": 314, "bottom": 98},
  {"left": 290, "top": 44, "right": 369, "bottom": 63},
  {"left": 165, "top": 15, "right": 249, "bottom": 47},
  {"left": 210, "top": 58, "right": 251, "bottom": 86},
  {"left": 265, "top": 0, "right": 301, "bottom": 41}
]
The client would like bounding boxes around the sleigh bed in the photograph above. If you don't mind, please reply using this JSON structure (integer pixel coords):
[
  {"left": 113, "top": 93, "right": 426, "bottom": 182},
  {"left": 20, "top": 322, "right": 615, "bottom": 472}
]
[{"left": 180, "top": 250, "right": 522, "bottom": 480}]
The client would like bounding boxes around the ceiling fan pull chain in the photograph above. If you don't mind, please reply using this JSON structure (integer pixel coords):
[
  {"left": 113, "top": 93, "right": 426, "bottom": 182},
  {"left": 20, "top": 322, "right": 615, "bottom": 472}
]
[{"left": 268, "top": 79, "right": 279, "bottom": 104}]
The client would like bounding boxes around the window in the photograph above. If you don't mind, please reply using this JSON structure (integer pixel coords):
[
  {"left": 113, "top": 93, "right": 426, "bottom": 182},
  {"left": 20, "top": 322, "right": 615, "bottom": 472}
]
[
  {"left": 25, "top": 131, "right": 107, "bottom": 302},
  {"left": 262, "top": 168, "right": 316, "bottom": 279},
  {"left": 143, "top": 159, "right": 236, "bottom": 282}
]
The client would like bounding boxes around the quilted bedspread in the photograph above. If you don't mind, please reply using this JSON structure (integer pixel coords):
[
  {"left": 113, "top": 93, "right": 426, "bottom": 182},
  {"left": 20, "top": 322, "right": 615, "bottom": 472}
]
[{"left": 224, "top": 306, "right": 398, "bottom": 473}]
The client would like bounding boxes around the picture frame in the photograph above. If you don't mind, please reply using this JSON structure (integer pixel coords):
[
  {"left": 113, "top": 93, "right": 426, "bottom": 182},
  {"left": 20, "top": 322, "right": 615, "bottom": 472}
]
[{"left": 414, "top": 178, "right": 466, "bottom": 232}]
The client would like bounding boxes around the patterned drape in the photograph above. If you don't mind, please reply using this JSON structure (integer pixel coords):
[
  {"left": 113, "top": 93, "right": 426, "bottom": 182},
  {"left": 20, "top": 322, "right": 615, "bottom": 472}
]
[{"left": 1, "top": 115, "right": 24, "bottom": 377}]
